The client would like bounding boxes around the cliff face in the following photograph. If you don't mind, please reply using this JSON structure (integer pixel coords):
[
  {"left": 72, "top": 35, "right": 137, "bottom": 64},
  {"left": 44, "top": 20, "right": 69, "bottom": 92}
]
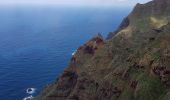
[
  {"left": 107, "top": 0, "right": 170, "bottom": 39},
  {"left": 35, "top": 0, "right": 170, "bottom": 100}
]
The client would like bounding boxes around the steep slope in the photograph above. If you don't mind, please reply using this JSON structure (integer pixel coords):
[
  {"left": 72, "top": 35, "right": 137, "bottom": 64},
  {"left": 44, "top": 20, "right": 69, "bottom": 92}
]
[
  {"left": 107, "top": 0, "right": 170, "bottom": 39},
  {"left": 35, "top": 0, "right": 170, "bottom": 100}
]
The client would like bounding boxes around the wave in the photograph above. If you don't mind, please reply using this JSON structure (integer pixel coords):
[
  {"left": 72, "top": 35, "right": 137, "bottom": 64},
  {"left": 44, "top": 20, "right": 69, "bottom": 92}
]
[
  {"left": 72, "top": 50, "right": 77, "bottom": 56},
  {"left": 26, "top": 88, "right": 36, "bottom": 94},
  {"left": 23, "top": 95, "right": 34, "bottom": 100}
]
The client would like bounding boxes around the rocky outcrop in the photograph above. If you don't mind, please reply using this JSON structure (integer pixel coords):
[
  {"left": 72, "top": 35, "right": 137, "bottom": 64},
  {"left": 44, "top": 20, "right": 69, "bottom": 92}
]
[{"left": 35, "top": 0, "right": 170, "bottom": 100}]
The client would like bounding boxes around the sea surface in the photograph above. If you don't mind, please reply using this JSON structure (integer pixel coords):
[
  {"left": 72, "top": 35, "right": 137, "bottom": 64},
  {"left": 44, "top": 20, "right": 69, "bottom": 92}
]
[{"left": 0, "top": 6, "right": 130, "bottom": 100}]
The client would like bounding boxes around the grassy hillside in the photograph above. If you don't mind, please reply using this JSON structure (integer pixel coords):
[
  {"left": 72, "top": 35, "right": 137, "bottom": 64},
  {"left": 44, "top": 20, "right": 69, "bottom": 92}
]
[{"left": 34, "top": 0, "right": 170, "bottom": 100}]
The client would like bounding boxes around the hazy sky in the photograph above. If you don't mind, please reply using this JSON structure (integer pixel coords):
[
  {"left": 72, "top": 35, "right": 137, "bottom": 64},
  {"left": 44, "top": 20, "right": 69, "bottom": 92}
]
[{"left": 0, "top": 0, "right": 152, "bottom": 7}]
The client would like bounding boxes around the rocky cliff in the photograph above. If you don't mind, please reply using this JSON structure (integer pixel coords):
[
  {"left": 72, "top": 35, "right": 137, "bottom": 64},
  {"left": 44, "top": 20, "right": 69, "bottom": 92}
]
[
  {"left": 107, "top": 0, "right": 170, "bottom": 39},
  {"left": 35, "top": 0, "right": 170, "bottom": 100}
]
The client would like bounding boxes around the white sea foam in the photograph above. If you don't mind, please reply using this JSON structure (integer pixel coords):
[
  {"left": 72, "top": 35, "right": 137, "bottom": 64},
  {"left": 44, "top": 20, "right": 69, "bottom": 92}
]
[
  {"left": 23, "top": 95, "right": 34, "bottom": 100},
  {"left": 26, "top": 88, "right": 36, "bottom": 94},
  {"left": 72, "top": 50, "right": 77, "bottom": 56}
]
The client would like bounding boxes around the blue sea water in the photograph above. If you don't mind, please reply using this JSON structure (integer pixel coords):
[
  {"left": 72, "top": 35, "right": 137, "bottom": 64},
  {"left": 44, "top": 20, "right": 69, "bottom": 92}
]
[{"left": 0, "top": 6, "right": 131, "bottom": 100}]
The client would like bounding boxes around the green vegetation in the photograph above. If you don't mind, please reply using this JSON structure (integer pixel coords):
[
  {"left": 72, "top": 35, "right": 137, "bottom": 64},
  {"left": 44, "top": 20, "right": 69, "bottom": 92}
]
[
  {"left": 34, "top": 0, "right": 170, "bottom": 100},
  {"left": 136, "top": 74, "right": 167, "bottom": 100}
]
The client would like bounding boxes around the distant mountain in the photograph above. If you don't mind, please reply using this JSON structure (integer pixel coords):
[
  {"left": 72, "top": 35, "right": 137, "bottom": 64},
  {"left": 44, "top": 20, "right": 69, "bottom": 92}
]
[{"left": 34, "top": 0, "right": 170, "bottom": 100}]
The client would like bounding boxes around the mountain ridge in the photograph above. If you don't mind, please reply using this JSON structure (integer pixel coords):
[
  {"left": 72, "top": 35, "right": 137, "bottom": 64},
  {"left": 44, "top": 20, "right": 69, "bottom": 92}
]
[
  {"left": 107, "top": 0, "right": 170, "bottom": 39},
  {"left": 34, "top": 0, "right": 170, "bottom": 100}
]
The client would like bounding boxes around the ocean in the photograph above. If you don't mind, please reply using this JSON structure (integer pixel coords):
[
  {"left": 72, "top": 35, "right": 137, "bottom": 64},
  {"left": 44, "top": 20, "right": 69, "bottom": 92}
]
[{"left": 0, "top": 6, "right": 130, "bottom": 100}]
